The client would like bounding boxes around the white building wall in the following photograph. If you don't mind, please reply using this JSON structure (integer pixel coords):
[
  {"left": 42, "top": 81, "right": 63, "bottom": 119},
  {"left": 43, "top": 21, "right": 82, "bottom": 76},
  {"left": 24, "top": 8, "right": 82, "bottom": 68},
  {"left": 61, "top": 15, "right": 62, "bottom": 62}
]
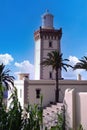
[
  {"left": 15, "top": 80, "right": 24, "bottom": 108},
  {"left": 28, "top": 80, "right": 55, "bottom": 107},
  {"left": 18, "top": 79, "right": 87, "bottom": 107},
  {"left": 59, "top": 80, "right": 87, "bottom": 102},
  {"left": 64, "top": 88, "right": 87, "bottom": 130},
  {"left": 64, "top": 88, "right": 76, "bottom": 130},
  {"left": 76, "top": 92, "right": 87, "bottom": 130},
  {"left": 7, "top": 80, "right": 24, "bottom": 109},
  {"left": 12, "top": 79, "right": 87, "bottom": 108},
  {"left": 8, "top": 79, "right": 87, "bottom": 108},
  {"left": 34, "top": 39, "right": 41, "bottom": 80}
]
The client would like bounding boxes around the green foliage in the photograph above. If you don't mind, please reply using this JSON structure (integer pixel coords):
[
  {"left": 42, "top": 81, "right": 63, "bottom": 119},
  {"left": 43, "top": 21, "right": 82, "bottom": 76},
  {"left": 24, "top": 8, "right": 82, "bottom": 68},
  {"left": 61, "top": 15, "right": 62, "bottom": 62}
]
[
  {"left": 23, "top": 104, "right": 40, "bottom": 130},
  {"left": 7, "top": 87, "right": 23, "bottom": 130},
  {"left": 0, "top": 63, "right": 15, "bottom": 89},
  {"left": 0, "top": 86, "right": 65, "bottom": 130},
  {"left": 0, "top": 64, "right": 15, "bottom": 130},
  {"left": 50, "top": 112, "right": 65, "bottom": 130},
  {"left": 0, "top": 104, "right": 8, "bottom": 130},
  {"left": 74, "top": 56, "right": 87, "bottom": 71},
  {"left": 0, "top": 84, "right": 4, "bottom": 107},
  {"left": 0, "top": 64, "right": 65, "bottom": 130},
  {"left": 0, "top": 86, "right": 23, "bottom": 130},
  {"left": 77, "top": 124, "right": 83, "bottom": 130},
  {"left": 0, "top": 86, "right": 45, "bottom": 130},
  {"left": 70, "top": 124, "right": 83, "bottom": 130},
  {"left": 23, "top": 95, "right": 43, "bottom": 130}
]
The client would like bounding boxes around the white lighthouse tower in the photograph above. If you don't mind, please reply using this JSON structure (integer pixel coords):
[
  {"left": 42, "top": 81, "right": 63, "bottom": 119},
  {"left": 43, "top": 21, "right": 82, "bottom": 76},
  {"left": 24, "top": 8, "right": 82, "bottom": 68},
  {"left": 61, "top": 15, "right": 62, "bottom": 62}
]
[{"left": 34, "top": 10, "right": 62, "bottom": 80}]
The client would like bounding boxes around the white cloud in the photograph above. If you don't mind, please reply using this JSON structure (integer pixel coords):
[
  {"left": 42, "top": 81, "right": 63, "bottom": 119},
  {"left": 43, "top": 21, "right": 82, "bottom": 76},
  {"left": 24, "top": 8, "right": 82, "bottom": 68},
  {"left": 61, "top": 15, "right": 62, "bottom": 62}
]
[
  {"left": 68, "top": 56, "right": 79, "bottom": 66},
  {"left": 15, "top": 60, "right": 34, "bottom": 79},
  {"left": 62, "top": 56, "right": 86, "bottom": 80},
  {"left": 0, "top": 54, "right": 14, "bottom": 65}
]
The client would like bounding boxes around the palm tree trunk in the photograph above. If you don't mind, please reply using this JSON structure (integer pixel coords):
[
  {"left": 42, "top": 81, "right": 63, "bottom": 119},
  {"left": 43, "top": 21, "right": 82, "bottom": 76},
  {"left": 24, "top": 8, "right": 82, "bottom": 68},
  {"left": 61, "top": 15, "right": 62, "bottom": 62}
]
[{"left": 55, "top": 69, "right": 59, "bottom": 102}]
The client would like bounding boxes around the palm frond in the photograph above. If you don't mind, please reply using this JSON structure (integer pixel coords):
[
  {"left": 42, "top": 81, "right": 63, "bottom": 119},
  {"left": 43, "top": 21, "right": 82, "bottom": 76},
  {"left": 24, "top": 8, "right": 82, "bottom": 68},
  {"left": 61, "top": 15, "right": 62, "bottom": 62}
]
[
  {"left": 41, "top": 50, "right": 72, "bottom": 72},
  {"left": 74, "top": 56, "right": 87, "bottom": 71},
  {"left": 0, "top": 63, "right": 15, "bottom": 89}
]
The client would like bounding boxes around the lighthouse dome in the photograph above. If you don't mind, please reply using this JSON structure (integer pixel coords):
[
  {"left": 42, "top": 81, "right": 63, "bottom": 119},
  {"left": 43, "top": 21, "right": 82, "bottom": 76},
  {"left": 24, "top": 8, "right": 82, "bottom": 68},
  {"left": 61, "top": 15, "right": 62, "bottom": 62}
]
[{"left": 42, "top": 10, "right": 54, "bottom": 29}]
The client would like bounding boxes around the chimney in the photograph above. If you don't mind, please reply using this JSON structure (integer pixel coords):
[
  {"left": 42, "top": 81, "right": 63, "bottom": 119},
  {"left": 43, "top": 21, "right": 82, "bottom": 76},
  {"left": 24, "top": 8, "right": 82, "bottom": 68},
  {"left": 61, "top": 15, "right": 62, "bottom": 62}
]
[
  {"left": 77, "top": 74, "right": 81, "bottom": 80},
  {"left": 18, "top": 73, "right": 29, "bottom": 80}
]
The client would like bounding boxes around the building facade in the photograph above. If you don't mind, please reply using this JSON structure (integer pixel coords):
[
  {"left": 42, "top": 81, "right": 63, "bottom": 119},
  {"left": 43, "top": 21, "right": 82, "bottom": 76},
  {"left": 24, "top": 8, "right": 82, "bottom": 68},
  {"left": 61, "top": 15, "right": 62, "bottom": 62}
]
[
  {"left": 34, "top": 10, "right": 62, "bottom": 80},
  {"left": 8, "top": 76, "right": 87, "bottom": 108}
]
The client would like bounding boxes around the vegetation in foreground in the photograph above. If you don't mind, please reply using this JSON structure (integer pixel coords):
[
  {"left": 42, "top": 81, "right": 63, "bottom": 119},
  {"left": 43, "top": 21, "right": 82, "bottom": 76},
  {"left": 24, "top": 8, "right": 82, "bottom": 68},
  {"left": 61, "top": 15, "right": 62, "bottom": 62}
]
[
  {"left": 0, "top": 86, "right": 83, "bottom": 130},
  {"left": 0, "top": 61, "right": 85, "bottom": 130},
  {"left": 0, "top": 63, "right": 65, "bottom": 129},
  {"left": 0, "top": 87, "right": 65, "bottom": 130}
]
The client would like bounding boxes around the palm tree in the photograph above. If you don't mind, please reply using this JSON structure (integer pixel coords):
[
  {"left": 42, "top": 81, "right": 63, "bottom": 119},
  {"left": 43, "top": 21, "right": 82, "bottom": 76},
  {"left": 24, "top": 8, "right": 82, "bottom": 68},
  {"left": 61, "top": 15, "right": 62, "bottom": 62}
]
[
  {"left": 0, "top": 63, "right": 15, "bottom": 106},
  {"left": 41, "top": 51, "right": 72, "bottom": 102},
  {"left": 0, "top": 63, "right": 15, "bottom": 88},
  {"left": 74, "top": 56, "right": 87, "bottom": 70}
]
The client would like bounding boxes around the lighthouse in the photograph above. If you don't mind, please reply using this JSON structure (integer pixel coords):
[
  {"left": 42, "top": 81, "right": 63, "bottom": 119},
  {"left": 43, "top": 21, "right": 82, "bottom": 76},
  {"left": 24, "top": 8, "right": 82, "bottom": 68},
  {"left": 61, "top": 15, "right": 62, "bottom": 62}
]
[{"left": 34, "top": 10, "right": 62, "bottom": 80}]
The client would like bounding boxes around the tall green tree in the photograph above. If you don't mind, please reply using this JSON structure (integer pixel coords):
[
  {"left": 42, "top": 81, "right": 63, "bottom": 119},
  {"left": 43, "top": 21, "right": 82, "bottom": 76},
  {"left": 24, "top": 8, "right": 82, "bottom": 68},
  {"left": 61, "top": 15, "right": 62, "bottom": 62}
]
[
  {"left": 0, "top": 63, "right": 15, "bottom": 130},
  {"left": 41, "top": 51, "right": 72, "bottom": 102},
  {"left": 74, "top": 56, "right": 87, "bottom": 70},
  {"left": 0, "top": 63, "right": 15, "bottom": 106}
]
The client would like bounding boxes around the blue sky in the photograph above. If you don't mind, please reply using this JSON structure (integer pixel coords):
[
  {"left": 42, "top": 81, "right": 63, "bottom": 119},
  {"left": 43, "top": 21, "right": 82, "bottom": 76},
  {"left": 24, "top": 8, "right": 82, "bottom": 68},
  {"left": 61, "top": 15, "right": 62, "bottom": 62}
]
[{"left": 0, "top": 0, "right": 87, "bottom": 80}]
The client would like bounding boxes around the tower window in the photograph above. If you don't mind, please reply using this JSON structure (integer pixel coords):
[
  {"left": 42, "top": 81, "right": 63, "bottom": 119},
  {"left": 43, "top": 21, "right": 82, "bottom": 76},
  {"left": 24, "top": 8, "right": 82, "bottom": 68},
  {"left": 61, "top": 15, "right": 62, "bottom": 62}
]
[
  {"left": 49, "top": 72, "right": 52, "bottom": 79},
  {"left": 36, "top": 89, "right": 41, "bottom": 98},
  {"left": 49, "top": 41, "right": 52, "bottom": 47}
]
